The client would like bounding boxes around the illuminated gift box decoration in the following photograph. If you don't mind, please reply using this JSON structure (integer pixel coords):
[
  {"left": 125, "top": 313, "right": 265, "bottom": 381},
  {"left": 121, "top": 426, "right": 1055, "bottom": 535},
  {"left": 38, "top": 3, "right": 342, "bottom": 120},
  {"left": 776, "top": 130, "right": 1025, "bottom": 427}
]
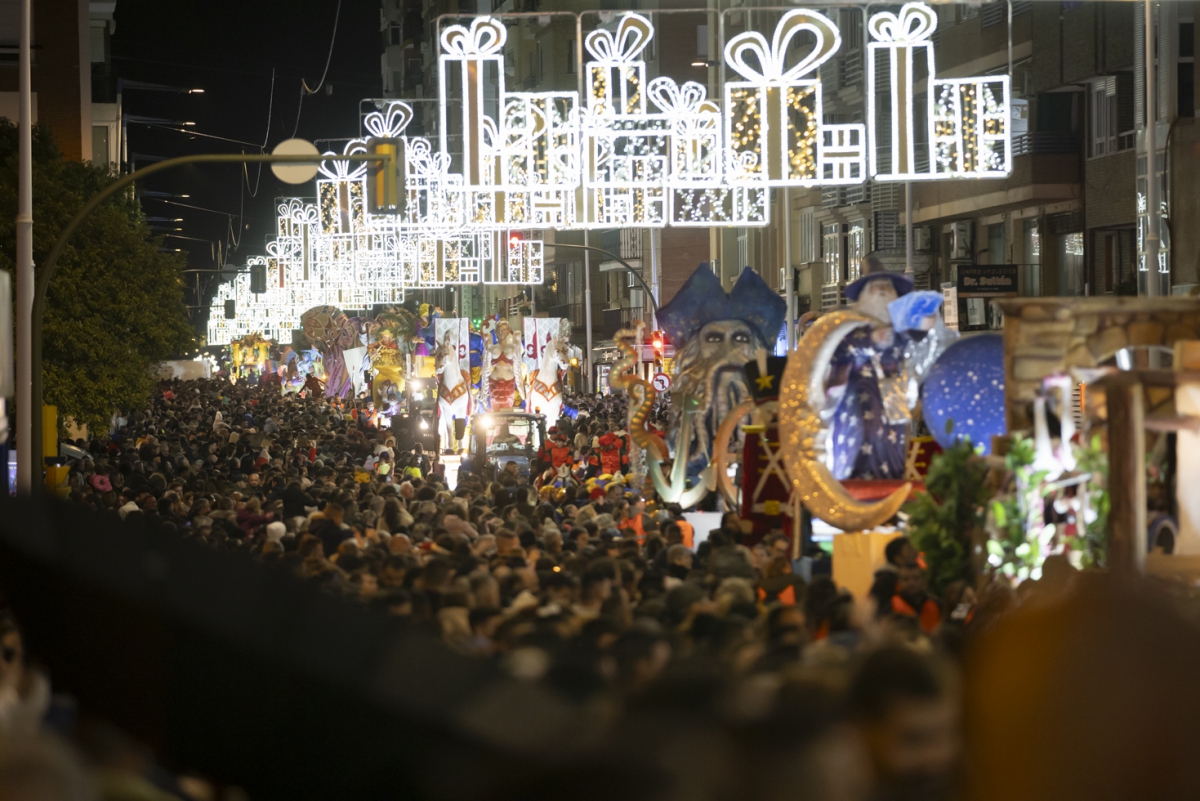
[
  {"left": 401, "top": 138, "right": 466, "bottom": 232},
  {"left": 582, "top": 14, "right": 669, "bottom": 227},
  {"left": 670, "top": 150, "right": 769, "bottom": 227},
  {"left": 819, "top": 125, "right": 867, "bottom": 184},
  {"left": 362, "top": 100, "right": 467, "bottom": 233},
  {"left": 724, "top": 10, "right": 863, "bottom": 187},
  {"left": 206, "top": 3, "right": 1012, "bottom": 342},
  {"left": 647, "top": 78, "right": 722, "bottom": 183},
  {"left": 500, "top": 92, "right": 579, "bottom": 227},
  {"left": 586, "top": 14, "right": 651, "bottom": 116},
  {"left": 931, "top": 78, "right": 1010, "bottom": 176},
  {"left": 867, "top": 2, "right": 1011, "bottom": 181},
  {"left": 438, "top": 18, "right": 507, "bottom": 196},
  {"left": 317, "top": 149, "right": 368, "bottom": 270},
  {"left": 418, "top": 233, "right": 488, "bottom": 287},
  {"left": 505, "top": 234, "right": 544, "bottom": 284},
  {"left": 582, "top": 108, "right": 669, "bottom": 227}
]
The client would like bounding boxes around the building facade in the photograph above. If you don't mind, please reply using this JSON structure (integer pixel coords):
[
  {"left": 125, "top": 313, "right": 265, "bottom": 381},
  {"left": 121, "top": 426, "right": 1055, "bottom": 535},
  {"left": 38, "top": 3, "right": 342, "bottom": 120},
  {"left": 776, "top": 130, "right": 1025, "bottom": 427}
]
[
  {"left": 0, "top": 0, "right": 119, "bottom": 165},
  {"left": 378, "top": 1, "right": 1192, "bottom": 354}
]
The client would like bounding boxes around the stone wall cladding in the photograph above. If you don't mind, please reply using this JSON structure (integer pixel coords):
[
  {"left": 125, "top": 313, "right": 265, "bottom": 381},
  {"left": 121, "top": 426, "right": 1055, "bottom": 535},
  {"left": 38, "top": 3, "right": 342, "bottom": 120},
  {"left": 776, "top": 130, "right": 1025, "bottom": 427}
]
[
  {"left": 1085, "top": 150, "right": 1136, "bottom": 230},
  {"left": 995, "top": 297, "right": 1200, "bottom": 429}
]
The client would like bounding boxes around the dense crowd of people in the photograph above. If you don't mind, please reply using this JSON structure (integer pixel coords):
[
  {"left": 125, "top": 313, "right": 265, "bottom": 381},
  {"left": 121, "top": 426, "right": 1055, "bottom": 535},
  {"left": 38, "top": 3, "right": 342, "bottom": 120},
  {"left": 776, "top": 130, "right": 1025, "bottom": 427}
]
[{"left": 1, "top": 377, "right": 1199, "bottom": 801}]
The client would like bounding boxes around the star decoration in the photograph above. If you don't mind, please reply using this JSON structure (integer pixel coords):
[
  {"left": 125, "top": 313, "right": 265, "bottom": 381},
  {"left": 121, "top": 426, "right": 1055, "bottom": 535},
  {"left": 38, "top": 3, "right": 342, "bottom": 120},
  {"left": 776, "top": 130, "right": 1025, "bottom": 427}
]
[
  {"left": 861, "top": 443, "right": 873, "bottom": 455},
  {"left": 863, "top": 410, "right": 874, "bottom": 421},
  {"left": 755, "top": 374, "right": 775, "bottom": 390}
]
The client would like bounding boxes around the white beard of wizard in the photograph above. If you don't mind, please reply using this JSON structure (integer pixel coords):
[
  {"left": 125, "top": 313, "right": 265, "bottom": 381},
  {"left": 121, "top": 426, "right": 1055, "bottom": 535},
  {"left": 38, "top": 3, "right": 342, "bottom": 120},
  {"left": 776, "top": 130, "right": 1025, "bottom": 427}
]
[{"left": 657, "top": 267, "right": 787, "bottom": 481}]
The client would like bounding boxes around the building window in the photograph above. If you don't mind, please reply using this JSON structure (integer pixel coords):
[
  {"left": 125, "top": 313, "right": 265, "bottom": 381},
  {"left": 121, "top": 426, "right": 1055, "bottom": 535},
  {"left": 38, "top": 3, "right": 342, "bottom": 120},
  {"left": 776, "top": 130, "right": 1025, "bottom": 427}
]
[
  {"left": 980, "top": 2, "right": 1004, "bottom": 29},
  {"left": 389, "top": 23, "right": 402, "bottom": 46},
  {"left": 846, "top": 224, "right": 865, "bottom": 282},
  {"left": 1059, "top": 232, "right": 1085, "bottom": 297},
  {"left": 1096, "top": 229, "right": 1137, "bottom": 294},
  {"left": 91, "top": 125, "right": 109, "bottom": 166},
  {"left": 566, "top": 39, "right": 575, "bottom": 74},
  {"left": 1023, "top": 218, "right": 1041, "bottom": 297},
  {"left": 799, "top": 207, "right": 818, "bottom": 263},
  {"left": 988, "top": 223, "right": 1005, "bottom": 264},
  {"left": 1182, "top": 22, "right": 1195, "bottom": 117},
  {"left": 1089, "top": 77, "right": 1117, "bottom": 157},
  {"left": 822, "top": 223, "right": 841, "bottom": 285}
]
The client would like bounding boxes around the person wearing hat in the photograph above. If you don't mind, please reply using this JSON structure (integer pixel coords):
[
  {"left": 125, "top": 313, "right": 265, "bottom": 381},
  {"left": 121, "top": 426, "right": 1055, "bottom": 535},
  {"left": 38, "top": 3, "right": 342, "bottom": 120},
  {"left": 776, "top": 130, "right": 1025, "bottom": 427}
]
[{"left": 825, "top": 254, "right": 944, "bottom": 482}]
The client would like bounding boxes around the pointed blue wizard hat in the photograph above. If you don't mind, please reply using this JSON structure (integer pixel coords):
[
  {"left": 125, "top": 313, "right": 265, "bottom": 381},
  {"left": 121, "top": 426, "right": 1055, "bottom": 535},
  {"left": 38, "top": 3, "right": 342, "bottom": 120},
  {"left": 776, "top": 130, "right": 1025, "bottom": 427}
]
[{"left": 658, "top": 265, "right": 787, "bottom": 348}]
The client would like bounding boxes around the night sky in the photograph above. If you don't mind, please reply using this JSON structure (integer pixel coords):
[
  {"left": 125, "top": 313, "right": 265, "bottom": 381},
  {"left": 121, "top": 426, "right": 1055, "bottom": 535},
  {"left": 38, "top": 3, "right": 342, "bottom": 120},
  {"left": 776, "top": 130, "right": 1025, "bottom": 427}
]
[{"left": 110, "top": 0, "right": 382, "bottom": 316}]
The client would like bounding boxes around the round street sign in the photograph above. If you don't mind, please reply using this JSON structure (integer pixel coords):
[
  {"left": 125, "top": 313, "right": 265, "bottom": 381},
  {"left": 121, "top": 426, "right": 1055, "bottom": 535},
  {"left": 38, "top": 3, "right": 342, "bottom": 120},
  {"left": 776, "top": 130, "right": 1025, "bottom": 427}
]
[
  {"left": 652, "top": 373, "right": 672, "bottom": 392},
  {"left": 271, "top": 138, "right": 321, "bottom": 185}
]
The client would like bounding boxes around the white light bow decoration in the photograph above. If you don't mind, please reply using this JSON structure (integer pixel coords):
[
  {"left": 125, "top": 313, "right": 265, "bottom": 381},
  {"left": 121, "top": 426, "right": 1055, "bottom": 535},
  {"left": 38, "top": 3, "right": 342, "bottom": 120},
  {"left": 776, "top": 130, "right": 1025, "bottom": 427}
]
[
  {"left": 210, "top": 3, "right": 1010, "bottom": 342},
  {"left": 724, "top": 9, "right": 867, "bottom": 188},
  {"left": 867, "top": 2, "right": 1011, "bottom": 180}
]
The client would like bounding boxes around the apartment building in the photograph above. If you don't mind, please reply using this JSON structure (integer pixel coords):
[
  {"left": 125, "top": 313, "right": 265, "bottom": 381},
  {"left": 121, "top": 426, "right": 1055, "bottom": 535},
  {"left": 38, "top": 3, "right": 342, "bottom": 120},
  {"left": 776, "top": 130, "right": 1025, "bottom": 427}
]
[
  {"left": 0, "top": 0, "right": 119, "bottom": 165},
  {"left": 378, "top": 1, "right": 1194, "bottom": 349},
  {"left": 839, "top": 1, "right": 1196, "bottom": 333}
]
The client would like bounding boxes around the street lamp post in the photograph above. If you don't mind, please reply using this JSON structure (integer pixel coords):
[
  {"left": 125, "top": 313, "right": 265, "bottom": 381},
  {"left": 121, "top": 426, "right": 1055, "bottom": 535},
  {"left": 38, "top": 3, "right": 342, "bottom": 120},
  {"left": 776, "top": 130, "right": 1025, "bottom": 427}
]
[
  {"left": 26, "top": 151, "right": 390, "bottom": 493},
  {"left": 551, "top": 241, "right": 659, "bottom": 396},
  {"left": 15, "top": 0, "right": 31, "bottom": 494}
]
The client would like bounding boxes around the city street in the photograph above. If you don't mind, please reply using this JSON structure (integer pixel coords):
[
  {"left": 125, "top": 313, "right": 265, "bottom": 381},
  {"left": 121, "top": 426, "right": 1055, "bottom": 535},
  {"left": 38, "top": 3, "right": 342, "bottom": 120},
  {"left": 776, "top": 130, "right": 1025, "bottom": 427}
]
[{"left": 0, "top": 1, "right": 1197, "bottom": 799}]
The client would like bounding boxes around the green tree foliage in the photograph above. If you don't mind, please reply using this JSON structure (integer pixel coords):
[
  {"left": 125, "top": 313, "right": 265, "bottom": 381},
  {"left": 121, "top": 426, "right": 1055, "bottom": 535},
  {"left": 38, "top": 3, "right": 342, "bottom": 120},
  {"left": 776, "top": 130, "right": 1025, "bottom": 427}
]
[
  {"left": 903, "top": 438, "right": 990, "bottom": 595},
  {"left": 0, "top": 122, "right": 194, "bottom": 432}
]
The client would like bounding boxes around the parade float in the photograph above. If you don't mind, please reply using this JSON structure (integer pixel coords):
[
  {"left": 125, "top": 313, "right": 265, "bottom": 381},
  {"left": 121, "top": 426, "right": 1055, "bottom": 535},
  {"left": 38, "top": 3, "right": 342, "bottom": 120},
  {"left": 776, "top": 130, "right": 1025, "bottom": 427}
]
[{"left": 607, "top": 256, "right": 1200, "bottom": 592}]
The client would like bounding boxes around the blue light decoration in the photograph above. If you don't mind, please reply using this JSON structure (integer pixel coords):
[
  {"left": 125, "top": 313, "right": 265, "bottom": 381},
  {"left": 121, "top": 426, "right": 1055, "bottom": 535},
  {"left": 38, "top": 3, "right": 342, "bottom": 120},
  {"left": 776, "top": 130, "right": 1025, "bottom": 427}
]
[{"left": 921, "top": 333, "right": 1005, "bottom": 455}]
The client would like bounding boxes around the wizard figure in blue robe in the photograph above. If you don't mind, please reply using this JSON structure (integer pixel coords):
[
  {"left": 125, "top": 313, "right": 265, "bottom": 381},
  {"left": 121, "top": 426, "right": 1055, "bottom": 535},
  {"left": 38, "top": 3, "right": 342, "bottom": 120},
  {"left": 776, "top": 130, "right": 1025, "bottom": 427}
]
[{"left": 824, "top": 256, "right": 944, "bottom": 481}]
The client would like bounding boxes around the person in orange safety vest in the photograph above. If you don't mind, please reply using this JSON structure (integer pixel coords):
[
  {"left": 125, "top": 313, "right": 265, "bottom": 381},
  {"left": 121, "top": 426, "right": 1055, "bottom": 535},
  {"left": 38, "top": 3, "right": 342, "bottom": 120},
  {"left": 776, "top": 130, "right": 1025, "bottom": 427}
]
[{"left": 891, "top": 562, "right": 941, "bottom": 634}]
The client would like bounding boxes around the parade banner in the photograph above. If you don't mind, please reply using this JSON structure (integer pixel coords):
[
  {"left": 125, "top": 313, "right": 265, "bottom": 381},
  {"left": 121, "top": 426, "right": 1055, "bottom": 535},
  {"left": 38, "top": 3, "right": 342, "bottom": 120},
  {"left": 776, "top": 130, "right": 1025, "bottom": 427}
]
[{"left": 435, "top": 317, "right": 471, "bottom": 373}]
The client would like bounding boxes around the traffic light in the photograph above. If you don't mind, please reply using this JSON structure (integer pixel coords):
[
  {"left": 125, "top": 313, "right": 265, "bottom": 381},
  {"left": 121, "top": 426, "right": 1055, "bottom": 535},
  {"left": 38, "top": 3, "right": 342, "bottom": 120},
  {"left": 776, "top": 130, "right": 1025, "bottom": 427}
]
[
  {"left": 366, "top": 136, "right": 407, "bottom": 215},
  {"left": 224, "top": 300, "right": 236, "bottom": 319},
  {"left": 651, "top": 330, "right": 664, "bottom": 356},
  {"left": 249, "top": 262, "right": 267, "bottom": 294},
  {"left": 507, "top": 232, "right": 522, "bottom": 249}
]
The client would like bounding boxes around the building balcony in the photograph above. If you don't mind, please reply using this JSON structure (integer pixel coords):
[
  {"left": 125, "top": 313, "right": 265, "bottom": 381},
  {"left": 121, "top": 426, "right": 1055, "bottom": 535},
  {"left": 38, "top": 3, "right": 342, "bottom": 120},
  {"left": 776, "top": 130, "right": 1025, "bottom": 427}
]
[
  {"left": 1011, "top": 132, "right": 1078, "bottom": 158},
  {"left": 600, "top": 229, "right": 643, "bottom": 261},
  {"left": 601, "top": 307, "right": 637, "bottom": 340},
  {"left": 911, "top": 139, "right": 1081, "bottom": 224}
]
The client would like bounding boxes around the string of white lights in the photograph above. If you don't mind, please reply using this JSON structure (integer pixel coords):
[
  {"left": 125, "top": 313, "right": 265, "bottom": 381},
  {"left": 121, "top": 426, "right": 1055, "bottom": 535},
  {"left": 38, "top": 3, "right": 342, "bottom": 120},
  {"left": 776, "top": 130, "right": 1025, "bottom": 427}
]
[{"left": 209, "top": 2, "right": 1010, "bottom": 343}]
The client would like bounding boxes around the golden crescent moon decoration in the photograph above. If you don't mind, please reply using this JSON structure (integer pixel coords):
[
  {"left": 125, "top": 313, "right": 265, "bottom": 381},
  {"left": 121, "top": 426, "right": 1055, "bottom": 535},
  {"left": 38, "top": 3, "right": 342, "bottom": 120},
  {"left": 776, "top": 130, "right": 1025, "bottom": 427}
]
[
  {"left": 779, "top": 310, "right": 911, "bottom": 532},
  {"left": 711, "top": 398, "right": 757, "bottom": 507}
]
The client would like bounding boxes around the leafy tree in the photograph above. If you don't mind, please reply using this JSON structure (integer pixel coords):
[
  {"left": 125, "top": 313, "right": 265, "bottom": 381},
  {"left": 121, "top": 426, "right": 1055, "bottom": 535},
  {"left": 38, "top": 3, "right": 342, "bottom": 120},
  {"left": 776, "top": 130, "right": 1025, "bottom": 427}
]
[
  {"left": 0, "top": 122, "right": 195, "bottom": 433},
  {"left": 903, "top": 438, "right": 990, "bottom": 595}
]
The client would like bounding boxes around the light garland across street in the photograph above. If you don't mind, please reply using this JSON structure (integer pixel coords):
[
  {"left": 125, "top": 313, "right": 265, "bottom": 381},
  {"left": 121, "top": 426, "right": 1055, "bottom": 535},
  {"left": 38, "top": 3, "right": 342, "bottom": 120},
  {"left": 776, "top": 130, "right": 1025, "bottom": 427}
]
[{"left": 208, "top": 2, "right": 1010, "bottom": 344}]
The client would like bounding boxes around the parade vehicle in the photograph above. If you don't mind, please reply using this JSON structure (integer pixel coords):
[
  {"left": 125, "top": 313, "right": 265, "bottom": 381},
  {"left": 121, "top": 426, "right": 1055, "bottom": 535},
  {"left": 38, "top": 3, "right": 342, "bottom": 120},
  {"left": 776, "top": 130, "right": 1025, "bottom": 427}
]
[
  {"left": 390, "top": 377, "right": 440, "bottom": 464},
  {"left": 467, "top": 410, "right": 546, "bottom": 481}
]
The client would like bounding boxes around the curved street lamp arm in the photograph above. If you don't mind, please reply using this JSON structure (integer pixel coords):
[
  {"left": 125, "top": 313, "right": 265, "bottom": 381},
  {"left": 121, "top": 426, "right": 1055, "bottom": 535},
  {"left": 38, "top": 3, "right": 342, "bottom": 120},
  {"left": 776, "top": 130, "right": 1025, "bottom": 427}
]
[
  {"left": 29, "top": 152, "right": 386, "bottom": 493},
  {"left": 547, "top": 242, "right": 658, "bottom": 314}
]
